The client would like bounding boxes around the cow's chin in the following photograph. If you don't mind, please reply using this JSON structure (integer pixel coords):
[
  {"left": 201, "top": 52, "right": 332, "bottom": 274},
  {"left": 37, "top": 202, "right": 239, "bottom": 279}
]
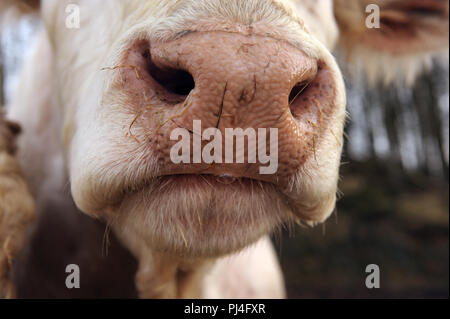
[{"left": 107, "top": 175, "right": 289, "bottom": 258}]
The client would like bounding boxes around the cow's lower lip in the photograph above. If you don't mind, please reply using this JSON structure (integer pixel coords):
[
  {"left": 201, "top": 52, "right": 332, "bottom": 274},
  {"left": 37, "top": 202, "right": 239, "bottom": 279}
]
[{"left": 114, "top": 172, "right": 287, "bottom": 257}]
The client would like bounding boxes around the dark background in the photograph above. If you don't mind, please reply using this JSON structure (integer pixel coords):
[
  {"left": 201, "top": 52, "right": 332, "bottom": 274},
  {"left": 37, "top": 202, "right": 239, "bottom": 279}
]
[
  {"left": 280, "top": 67, "right": 449, "bottom": 298},
  {"left": 1, "top": 19, "right": 448, "bottom": 299}
]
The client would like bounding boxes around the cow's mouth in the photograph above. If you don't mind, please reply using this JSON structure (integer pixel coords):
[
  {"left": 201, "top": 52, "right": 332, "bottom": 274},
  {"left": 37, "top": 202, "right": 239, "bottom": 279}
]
[
  {"left": 120, "top": 172, "right": 280, "bottom": 204},
  {"left": 158, "top": 173, "right": 254, "bottom": 186},
  {"left": 109, "top": 171, "right": 289, "bottom": 257},
  {"left": 156, "top": 173, "right": 272, "bottom": 186}
]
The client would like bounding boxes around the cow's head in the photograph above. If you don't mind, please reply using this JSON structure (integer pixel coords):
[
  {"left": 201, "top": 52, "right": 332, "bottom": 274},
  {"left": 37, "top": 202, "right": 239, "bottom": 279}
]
[{"left": 2, "top": 0, "right": 448, "bottom": 259}]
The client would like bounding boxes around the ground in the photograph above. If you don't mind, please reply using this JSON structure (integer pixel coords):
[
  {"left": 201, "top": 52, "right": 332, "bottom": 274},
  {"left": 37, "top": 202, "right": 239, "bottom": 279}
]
[{"left": 279, "top": 160, "right": 449, "bottom": 298}]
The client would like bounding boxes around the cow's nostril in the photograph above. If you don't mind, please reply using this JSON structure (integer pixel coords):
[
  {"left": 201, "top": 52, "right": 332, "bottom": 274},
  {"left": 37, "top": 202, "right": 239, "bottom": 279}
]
[
  {"left": 144, "top": 51, "right": 195, "bottom": 98},
  {"left": 288, "top": 81, "right": 309, "bottom": 106}
]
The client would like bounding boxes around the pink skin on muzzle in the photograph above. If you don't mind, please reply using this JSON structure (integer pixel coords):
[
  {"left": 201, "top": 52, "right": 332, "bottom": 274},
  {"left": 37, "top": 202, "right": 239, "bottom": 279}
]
[{"left": 112, "top": 30, "right": 339, "bottom": 190}]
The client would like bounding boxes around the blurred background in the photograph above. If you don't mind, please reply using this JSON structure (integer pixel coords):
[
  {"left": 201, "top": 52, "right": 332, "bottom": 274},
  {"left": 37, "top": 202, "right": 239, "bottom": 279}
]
[{"left": 1, "top": 18, "right": 448, "bottom": 299}]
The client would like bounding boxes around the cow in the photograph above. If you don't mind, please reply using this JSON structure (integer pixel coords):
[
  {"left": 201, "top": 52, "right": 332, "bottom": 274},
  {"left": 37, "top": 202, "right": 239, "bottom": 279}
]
[
  {"left": 0, "top": 0, "right": 448, "bottom": 298},
  {"left": 0, "top": 114, "right": 35, "bottom": 299}
]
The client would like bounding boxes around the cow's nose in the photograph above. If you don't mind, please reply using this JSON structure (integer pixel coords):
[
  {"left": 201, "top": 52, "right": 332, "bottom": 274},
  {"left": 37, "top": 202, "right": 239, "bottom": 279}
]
[
  {"left": 120, "top": 31, "right": 339, "bottom": 187},
  {"left": 147, "top": 32, "right": 319, "bottom": 124}
]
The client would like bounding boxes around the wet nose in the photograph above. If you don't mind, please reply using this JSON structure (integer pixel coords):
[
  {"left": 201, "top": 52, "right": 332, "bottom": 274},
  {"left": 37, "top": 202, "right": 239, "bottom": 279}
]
[
  {"left": 120, "top": 31, "right": 339, "bottom": 187},
  {"left": 150, "top": 32, "right": 318, "bottom": 129}
]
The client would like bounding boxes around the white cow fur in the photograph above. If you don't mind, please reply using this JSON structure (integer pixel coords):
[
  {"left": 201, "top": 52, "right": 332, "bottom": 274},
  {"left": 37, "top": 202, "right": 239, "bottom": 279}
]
[{"left": 7, "top": 25, "right": 287, "bottom": 298}]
